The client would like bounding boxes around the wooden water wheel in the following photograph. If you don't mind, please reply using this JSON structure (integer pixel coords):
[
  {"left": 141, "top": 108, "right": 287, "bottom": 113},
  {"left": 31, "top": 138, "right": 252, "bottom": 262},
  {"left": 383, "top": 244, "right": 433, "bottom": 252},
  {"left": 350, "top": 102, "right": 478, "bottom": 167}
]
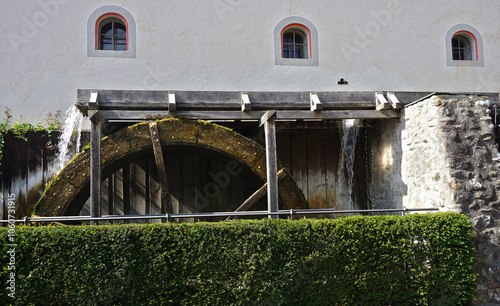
[{"left": 35, "top": 118, "right": 308, "bottom": 218}]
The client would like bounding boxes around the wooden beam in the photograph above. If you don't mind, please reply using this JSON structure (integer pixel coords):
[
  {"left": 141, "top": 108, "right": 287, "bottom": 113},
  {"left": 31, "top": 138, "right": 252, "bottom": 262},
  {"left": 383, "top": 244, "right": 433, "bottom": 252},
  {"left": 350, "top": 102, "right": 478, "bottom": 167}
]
[
  {"left": 275, "top": 110, "right": 400, "bottom": 120},
  {"left": 100, "top": 109, "right": 399, "bottom": 122},
  {"left": 387, "top": 92, "right": 402, "bottom": 109},
  {"left": 168, "top": 92, "right": 176, "bottom": 112},
  {"left": 262, "top": 111, "right": 279, "bottom": 219},
  {"left": 225, "top": 170, "right": 286, "bottom": 221},
  {"left": 241, "top": 92, "right": 251, "bottom": 111},
  {"left": 90, "top": 118, "right": 101, "bottom": 224},
  {"left": 149, "top": 122, "right": 173, "bottom": 215},
  {"left": 375, "top": 92, "right": 390, "bottom": 110},
  {"left": 310, "top": 92, "right": 323, "bottom": 111}
]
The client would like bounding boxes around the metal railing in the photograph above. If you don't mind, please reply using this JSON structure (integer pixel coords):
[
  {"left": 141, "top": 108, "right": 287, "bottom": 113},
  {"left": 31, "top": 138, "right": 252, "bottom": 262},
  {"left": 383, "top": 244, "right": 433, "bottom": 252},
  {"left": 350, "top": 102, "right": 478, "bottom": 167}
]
[{"left": 0, "top": 207, "right": 439, "bottom": 225}]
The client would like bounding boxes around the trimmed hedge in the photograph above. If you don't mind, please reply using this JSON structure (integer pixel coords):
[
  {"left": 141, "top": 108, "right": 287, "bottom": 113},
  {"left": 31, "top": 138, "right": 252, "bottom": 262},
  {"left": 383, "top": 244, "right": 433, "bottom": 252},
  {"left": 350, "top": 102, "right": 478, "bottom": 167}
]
[{"left": 1, "top": 213, "right": 475, "bottom": 305}]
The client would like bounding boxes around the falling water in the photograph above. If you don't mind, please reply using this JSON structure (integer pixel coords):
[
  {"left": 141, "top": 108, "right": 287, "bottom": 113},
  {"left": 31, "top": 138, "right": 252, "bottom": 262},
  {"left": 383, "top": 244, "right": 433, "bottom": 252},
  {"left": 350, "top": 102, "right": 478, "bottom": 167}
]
[
  {"left": 336, "top": 119, "right": 360, "bottom": 211},
  {"left": 55, "top": 105, "right": 83, "bottom": 173}
]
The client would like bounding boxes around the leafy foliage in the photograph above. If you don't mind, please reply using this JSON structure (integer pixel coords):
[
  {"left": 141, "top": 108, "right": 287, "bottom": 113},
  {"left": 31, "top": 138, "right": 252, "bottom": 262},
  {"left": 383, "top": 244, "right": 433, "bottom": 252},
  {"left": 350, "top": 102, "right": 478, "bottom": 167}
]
[
  {"left": 0, "top": 107, "right": 61, "bottom": 165},
  {"left": 0, "top": 213, "right": 476, "bottom": 305}
]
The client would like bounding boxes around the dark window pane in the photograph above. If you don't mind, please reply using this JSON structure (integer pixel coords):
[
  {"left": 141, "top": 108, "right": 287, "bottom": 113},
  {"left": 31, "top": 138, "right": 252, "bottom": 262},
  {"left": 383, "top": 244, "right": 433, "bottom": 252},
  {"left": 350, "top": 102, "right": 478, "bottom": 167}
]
[
  {"left": 102, "top": 40, "right": 113, "bottom": 50},
  {"left": 116, "top": 39, "right": 127, "bottom": 51},
  {"left": 282, "top": 28, "right": 307, "bottom": 59},
  {"left": 463, "top": 47, "right": 471, "bottom": 60},
  {"left": 99, "top": 18, "right": 127, "bottom": 51},
  {"left": 452, "top": 35, "right": 472, "bottom": 61},
  {"left": 101, "top": 23, "right": 113, "bottom": 35},
  {"left": 115, "top": 24, "right": 126, "bottom": 35}
]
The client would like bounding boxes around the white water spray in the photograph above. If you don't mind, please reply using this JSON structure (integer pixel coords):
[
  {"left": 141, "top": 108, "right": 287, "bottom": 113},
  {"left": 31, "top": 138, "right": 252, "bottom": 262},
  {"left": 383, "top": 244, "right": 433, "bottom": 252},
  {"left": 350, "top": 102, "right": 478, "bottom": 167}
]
[
  {"left": 55, "top": 105, "right": 83, "bottom": 173},
  {"left": 336, "top": 119, "right": 360, "bottom": 211}
]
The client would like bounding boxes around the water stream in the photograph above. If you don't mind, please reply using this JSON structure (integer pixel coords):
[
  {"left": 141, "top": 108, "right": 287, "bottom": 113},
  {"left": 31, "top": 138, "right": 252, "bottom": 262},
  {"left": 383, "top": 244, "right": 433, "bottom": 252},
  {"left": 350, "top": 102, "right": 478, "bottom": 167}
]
[
  {"left": 336, "top": 119, "right": 360, "bottom": 211},
  {"left": 55, "top": 105, "right": 83, "bottom": 173}
]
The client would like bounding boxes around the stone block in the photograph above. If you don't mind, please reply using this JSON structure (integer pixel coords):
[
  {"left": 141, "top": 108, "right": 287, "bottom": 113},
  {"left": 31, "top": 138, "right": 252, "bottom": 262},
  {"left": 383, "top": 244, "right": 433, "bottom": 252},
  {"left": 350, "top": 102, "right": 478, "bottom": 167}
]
[{"left": 472, "top": 215, "right": 495, "bottom": 232}]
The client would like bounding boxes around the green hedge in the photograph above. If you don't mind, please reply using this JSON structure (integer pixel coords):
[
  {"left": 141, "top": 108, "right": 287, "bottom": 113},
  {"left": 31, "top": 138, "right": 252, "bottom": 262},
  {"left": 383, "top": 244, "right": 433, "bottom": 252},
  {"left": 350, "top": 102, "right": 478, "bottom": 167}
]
[{"left": 1, "top": 213, "right": 475, "bottom": 305}]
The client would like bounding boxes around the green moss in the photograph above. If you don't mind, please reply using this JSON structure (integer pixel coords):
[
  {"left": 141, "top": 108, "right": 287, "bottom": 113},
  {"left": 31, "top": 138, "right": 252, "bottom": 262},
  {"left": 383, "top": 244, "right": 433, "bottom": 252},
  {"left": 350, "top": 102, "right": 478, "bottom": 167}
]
[{"left": 32, "top": 176, "right": 57, "bottom": 216}]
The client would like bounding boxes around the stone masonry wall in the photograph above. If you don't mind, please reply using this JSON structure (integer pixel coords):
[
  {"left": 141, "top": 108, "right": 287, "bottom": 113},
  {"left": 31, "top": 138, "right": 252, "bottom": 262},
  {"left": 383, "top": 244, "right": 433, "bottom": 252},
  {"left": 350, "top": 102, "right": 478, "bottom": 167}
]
[
  {"left": 402, "top": 97, "right": 459, "bottom": 212},
  {"left": 425, "top": 95, "right": 500, "bottom": 305},
  {"left": 370, "top": 95, "right": 500, "bottom": 304}
]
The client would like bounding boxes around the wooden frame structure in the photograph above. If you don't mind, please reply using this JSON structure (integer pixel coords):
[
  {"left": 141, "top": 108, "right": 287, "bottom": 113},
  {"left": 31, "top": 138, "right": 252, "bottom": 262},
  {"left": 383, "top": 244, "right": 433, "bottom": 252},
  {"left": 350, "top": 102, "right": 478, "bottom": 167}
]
[{"left": 76, "top": 90, "right": 422, "bottom": 221}]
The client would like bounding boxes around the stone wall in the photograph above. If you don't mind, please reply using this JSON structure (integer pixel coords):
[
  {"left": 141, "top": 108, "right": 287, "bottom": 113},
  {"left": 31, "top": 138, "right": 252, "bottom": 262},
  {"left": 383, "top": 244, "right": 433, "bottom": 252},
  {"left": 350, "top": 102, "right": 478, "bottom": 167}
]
[{"left": 370, "top": 95, "right": 500, "bottom": 304}]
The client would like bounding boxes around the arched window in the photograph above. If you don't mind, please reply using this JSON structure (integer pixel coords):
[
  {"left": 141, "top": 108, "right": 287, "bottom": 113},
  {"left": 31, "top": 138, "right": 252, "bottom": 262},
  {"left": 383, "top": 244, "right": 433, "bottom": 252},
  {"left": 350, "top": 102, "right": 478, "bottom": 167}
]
[
  {"left": 98, "top": 15, "right": 127, "bottom": 51},
  {"left": 445, "top": 24, "right": 483, "bottom": 67},
  {"left": 282, "top": 26, "right": 308, "bottom": 59},
  {"left": 274, "top": 16, "right": 319, "bottom": 66},
  {"left": 87, "top": 6, "right": 136, "bottom": 58},
  {"left": 452, "top": 32, "right": 476, "bottom": 61}
]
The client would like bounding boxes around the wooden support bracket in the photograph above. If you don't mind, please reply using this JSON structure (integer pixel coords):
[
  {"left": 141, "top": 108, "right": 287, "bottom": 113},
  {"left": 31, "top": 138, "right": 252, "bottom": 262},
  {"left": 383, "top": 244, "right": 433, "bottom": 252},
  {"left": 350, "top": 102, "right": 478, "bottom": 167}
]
[
  {"left": 149, "top": 122, "right": 173, "bottom": 215},
  {"left": 386, "top": 92, "right": 402, "bottom": 109},
  {"left": 89, "top": 91, "right": 99, "bottom": 109},
  {"left": 259, "top": 110, "right": 276, "bottom": 127},
  {"left": 375, "top": 92, "right": 391, "bottom": 110},
  {"left": 88, "top": 91, "right": 100, "bottom": 121},
  {"left": 310, "top": 92, "right": 323, "bottom": 111},
  {"left": 168, "top": 92, "right": 176, "bottom": 112},
  {"left": 241, "top": 92, "right": 251, "bottom": 111}
]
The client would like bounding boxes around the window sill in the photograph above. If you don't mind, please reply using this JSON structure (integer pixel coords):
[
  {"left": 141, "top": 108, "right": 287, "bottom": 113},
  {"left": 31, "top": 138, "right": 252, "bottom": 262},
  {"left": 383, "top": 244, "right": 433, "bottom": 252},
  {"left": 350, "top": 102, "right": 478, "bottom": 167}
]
[
  {"left": 275, "top": 58, "right": 318, "bottom": 66},
  {"left": 87, "top": 49, "right": 136, "bottom": 59},
  {"left": 447, "top": 59, "right": 484, "bottom": 67}
]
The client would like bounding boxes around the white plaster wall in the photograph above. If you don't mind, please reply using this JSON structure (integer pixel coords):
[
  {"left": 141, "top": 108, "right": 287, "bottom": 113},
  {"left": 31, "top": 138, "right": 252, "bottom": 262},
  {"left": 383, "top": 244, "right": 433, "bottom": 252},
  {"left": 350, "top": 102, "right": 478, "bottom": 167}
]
[{"left": 0, "top": 0, "right": 499, "bottom": 124}]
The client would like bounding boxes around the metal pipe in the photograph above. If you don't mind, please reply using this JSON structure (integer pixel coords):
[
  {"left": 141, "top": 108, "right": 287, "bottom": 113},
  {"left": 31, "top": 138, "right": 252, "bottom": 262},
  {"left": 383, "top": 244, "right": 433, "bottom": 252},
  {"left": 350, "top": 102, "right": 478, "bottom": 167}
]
[{"left": 0, "top": 207, "right": 439, "bottom": 224}]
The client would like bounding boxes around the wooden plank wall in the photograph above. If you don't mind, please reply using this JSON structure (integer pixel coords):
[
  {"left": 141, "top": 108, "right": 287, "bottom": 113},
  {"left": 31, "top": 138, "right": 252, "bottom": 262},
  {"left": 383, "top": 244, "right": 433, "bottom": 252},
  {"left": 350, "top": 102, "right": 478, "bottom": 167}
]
[
  {"left": 276, "top": 127, "right": 367, "bottom": 212},
  {"left": 0, "top": 131, "right": 90, "bottom": 219}
]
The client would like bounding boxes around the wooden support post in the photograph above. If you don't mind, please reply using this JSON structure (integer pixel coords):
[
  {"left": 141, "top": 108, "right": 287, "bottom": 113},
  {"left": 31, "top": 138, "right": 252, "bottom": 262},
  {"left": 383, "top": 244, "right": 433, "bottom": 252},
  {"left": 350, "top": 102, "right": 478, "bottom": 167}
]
[
  {"left": 149, "top": 122, "right": 173, "bottom": 215},
  {"left": 225, "top": 169, "right": 286, "bottom": 221},
  {"left": 260, "top": 111, "right": 279, "bottom": 219},
  {"left": 90, "top": 117, "right": 101, "bottom": 224}
]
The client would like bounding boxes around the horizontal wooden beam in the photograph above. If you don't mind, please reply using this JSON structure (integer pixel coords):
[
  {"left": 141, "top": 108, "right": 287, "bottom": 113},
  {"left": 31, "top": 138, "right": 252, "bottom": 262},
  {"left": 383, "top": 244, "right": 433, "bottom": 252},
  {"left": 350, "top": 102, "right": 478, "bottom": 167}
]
[
  {"left": 77, "top": 90, "right": 399, "bottom": 115},
  {"left": 77, "top": 90, "right": 499, "bottom": 117},
  {"left": 99, "top": 109, "right": 400, "bottom": 122}
]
